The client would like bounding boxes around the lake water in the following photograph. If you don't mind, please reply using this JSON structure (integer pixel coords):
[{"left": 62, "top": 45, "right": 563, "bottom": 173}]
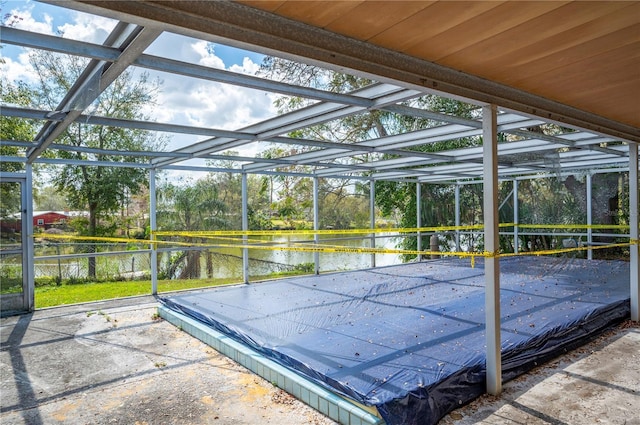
[
  {"left": 33, "top": 234, "right": 404, "bottom": 281},
  {"left": 202, "top": 233, "right": 403, "bottom": 279}
]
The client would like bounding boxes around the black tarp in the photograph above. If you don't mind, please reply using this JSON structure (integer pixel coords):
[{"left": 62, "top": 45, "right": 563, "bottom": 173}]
[{"left": 160, "top": 256, "right": 630, "bottom": 425}]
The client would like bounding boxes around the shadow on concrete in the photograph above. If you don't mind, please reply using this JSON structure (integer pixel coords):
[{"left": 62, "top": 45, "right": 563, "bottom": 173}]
[
  {"left": 0, "top": 298, "right": 240, "bottom": 418},
  {"left": 4, "top": 313, "right": 43, "bottom": 425}
]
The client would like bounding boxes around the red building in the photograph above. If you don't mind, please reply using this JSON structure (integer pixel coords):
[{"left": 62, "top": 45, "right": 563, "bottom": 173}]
[
  {"left": 32, "top": 211, "right": 70, "bottom": 229},
  {"left": 1, "top": 211, "right": 77, "bottom": 233}
]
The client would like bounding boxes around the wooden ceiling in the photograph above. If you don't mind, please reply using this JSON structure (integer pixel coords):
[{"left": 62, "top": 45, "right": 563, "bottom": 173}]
[
  {"left": 239, "top": 0, "right": 640, "bottom": 132},
  {"left": 58, "top": 0, "right": 640, "bottom": 141}
]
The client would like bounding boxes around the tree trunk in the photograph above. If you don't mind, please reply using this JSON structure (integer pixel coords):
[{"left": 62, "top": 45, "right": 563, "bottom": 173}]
[
  {"left": 165, "top": 251, "right": 187, "bottom": 280},
  {"left": 564, "top": 173, "right": 620, "bottom": 249},
  {"left": 88, "top": 204, "right": 97, "bottom": 279},
  {"left": 179, "top": 250, "right": 201, "bottom": 279},
  {"left": 206, "top": 249, "right": 214, "bottom": 278}
]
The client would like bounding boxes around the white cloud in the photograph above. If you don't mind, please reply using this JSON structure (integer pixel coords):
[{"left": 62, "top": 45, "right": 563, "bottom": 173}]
[
  {"left": 145, "top": 33, "right": 201, "bottom": 63},
  {"left": 192, "top": 40, "right": 225, "bottom": 69},
  {"left": 229, "top": 57, "right": 261, "bottom": 75},
  {"left": 56, "top": 13, "right": 116, "bottom": 44},
  {"left": 5, "top": 1, "right": 116, "bottom": 42},
  {"left": 152, "top": 73, "right": 277, "bottom": 130},
  {"left": 3, "top": 3, "right": 279, "bottom": 159},
  {"left": 143, "top": 33, "right": 277, "bottom": 138},
  {"left": 1, "top": 4, "right": 115, "bottom": 84},
  {"left": 138, "top": 32, "right": 277, "bottom": 139},
  {"left": 5, "top": 5, "right": 54, "bottom": 35},
  {"left": 0, "top": 53, "right": 40, "bottom": 85}
]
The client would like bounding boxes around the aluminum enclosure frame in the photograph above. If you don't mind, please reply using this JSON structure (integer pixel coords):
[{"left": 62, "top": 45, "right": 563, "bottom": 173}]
[
  {"left": 1, "top": 1, "right": 638, "bottom": 402},
  {"left": 0, "top": 19, "right": 635, "bottom": 183},
  {"left": 54, "top": 0, "right": 640, "bottom": 143}
]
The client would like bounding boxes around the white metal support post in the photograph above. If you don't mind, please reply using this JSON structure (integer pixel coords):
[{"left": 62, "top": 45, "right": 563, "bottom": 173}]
[
  {"left": 25, "top": 164, "right": 35, "bottom": 311},
  {"left": 483, "top": 104, "right": 502, "bottom": 395},
  {"left": 630, "top": 142, "right": 639, "bottom": 321},
  {"left": 242, "top": 172, "right": 249, "bottom": 283},
  {"left": 417, "top": 182, "right": 422, "bottom": 258},
  {"left": 513, "top": 179, "right": 519, "bottom": 254},
  {"left": 370, "top": 179, "right": 376, "bottom": 268},
  {"left": 455, "top": 183, "right": 461, "bottom": 252},
  {"left": 150, "top": 169, "right": 158, "bottom": 294},
  {"left": 313, "top": 176, "right": 320, "bottom": 274},
  {"left": 586, "top": 173, "right": 593, "bottom": 260}
]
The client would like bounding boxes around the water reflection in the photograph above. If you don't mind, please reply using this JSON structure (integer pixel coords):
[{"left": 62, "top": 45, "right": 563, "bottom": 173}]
[{"left": 32, "top": 234, "right": 403, "bottom": 281}]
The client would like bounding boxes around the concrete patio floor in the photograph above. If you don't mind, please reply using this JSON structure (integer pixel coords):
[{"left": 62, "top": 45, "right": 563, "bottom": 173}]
[
  {"left": 1, "top": 295, "right": 638, "bottom": 425},
  {"left": 441, "top": 320, "right": 639, "bottom": 425},
  {"left": 0, "top": 296, "right": 337, "bottom": 425}
]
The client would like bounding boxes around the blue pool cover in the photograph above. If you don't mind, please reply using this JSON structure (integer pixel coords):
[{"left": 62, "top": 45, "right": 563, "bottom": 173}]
[{"left": 159, "top": 256, "right": 630, "bottom": 425}]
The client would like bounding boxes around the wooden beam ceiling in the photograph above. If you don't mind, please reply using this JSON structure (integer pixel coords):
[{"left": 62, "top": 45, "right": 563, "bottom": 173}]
[{"left": 240, "top": 0, "right": 640, "bottom": 132}]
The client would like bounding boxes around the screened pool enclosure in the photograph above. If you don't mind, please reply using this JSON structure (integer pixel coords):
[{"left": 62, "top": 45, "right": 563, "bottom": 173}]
[{"left": 1, "top": 2, "right": 638, "bottom": 424}]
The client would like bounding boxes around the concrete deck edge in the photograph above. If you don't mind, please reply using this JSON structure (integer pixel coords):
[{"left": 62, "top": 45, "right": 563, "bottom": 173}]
[{"left": 158, "top": 305, "right": 385, "bottom": 425}]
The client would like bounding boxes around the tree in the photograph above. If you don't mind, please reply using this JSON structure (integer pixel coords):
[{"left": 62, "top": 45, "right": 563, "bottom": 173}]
[
  {"left": 257, "top": 146, "right": 314, "bottom": 228},
  {"left": 1, "top": 9, "right": 35, "bottom": 231},
  {"left": 260, "top": 57, "right": 481, "bottom": 256},
  {"left": 561, "top": 172, "right": 626, "bottom": 258},
  {"left": 248, "top": 175, "right": 272, "bottom": 230},
  {"left": 0, "top": 79, "right": 36, "bottom": 225},
  {"left": 205, "top": 155, "right": 243, "bottom": 229},
  {"left": 34, "top": 185, "right": 68, "bottom": 211},
  {"left": 318, "top": 178, "right": 369, "bottom": 229},
  {"left": 28, "top": 51, "right": 163, "bottom": 277},
  {"left": 157, "top": 175, "right": 229, "bottom": 279},
  {"left": 0, "top": 79, "right": 35, "bottom": 170}
]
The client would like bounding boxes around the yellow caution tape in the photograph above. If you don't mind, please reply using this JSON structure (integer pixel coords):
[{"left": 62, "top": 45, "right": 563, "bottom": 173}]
[
  {"left": 36, "top": 223, "right": 629, "bottom": 244},
  {"left": 34, "top": 233, "right": 194, "bottom": 248},
  {"left": 515, "top": 224, "right": 629, "bottom": 230},
  {"left": 152, "top": 223, "right": 518, "bottom": 238},
  {"left": 35, "top": 234, "right": 147, "bottom": 244},
  {"left": 152, "top": 222, "right": 631, "bottom": 239},
  {"left": 34, "top": 228, "right": 635, "bottom": 260}
]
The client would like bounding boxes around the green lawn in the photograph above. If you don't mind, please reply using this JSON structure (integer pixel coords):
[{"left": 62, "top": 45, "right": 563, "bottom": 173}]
[
  {"left": 34, "top": 278, "right": 238, "bottom": 308},
  {"left": 34, "top": 271, "right": 310, "bottom": 308}
]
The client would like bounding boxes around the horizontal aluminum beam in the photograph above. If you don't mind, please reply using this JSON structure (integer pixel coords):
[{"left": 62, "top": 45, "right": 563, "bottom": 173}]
[{"left": 58, "top": 0, "right": 640, "bottom": 142}]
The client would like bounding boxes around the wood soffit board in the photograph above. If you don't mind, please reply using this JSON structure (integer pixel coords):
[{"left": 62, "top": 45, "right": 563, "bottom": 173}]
[{"left": 238, "top": 0, "right": 640, "bottom": 131}]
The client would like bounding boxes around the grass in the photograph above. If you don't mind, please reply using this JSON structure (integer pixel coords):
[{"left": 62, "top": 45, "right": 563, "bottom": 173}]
[
  {"left": 34, "top": 277, "right": 242, "bottom": 308},
  {"left": 34, "top": 271, "right": 312, "bottom": 308}
]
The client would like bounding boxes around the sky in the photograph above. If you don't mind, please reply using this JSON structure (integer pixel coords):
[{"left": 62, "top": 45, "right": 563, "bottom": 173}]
[{"left": 1, "top": 0, "right": 280, "bottom": 159}]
